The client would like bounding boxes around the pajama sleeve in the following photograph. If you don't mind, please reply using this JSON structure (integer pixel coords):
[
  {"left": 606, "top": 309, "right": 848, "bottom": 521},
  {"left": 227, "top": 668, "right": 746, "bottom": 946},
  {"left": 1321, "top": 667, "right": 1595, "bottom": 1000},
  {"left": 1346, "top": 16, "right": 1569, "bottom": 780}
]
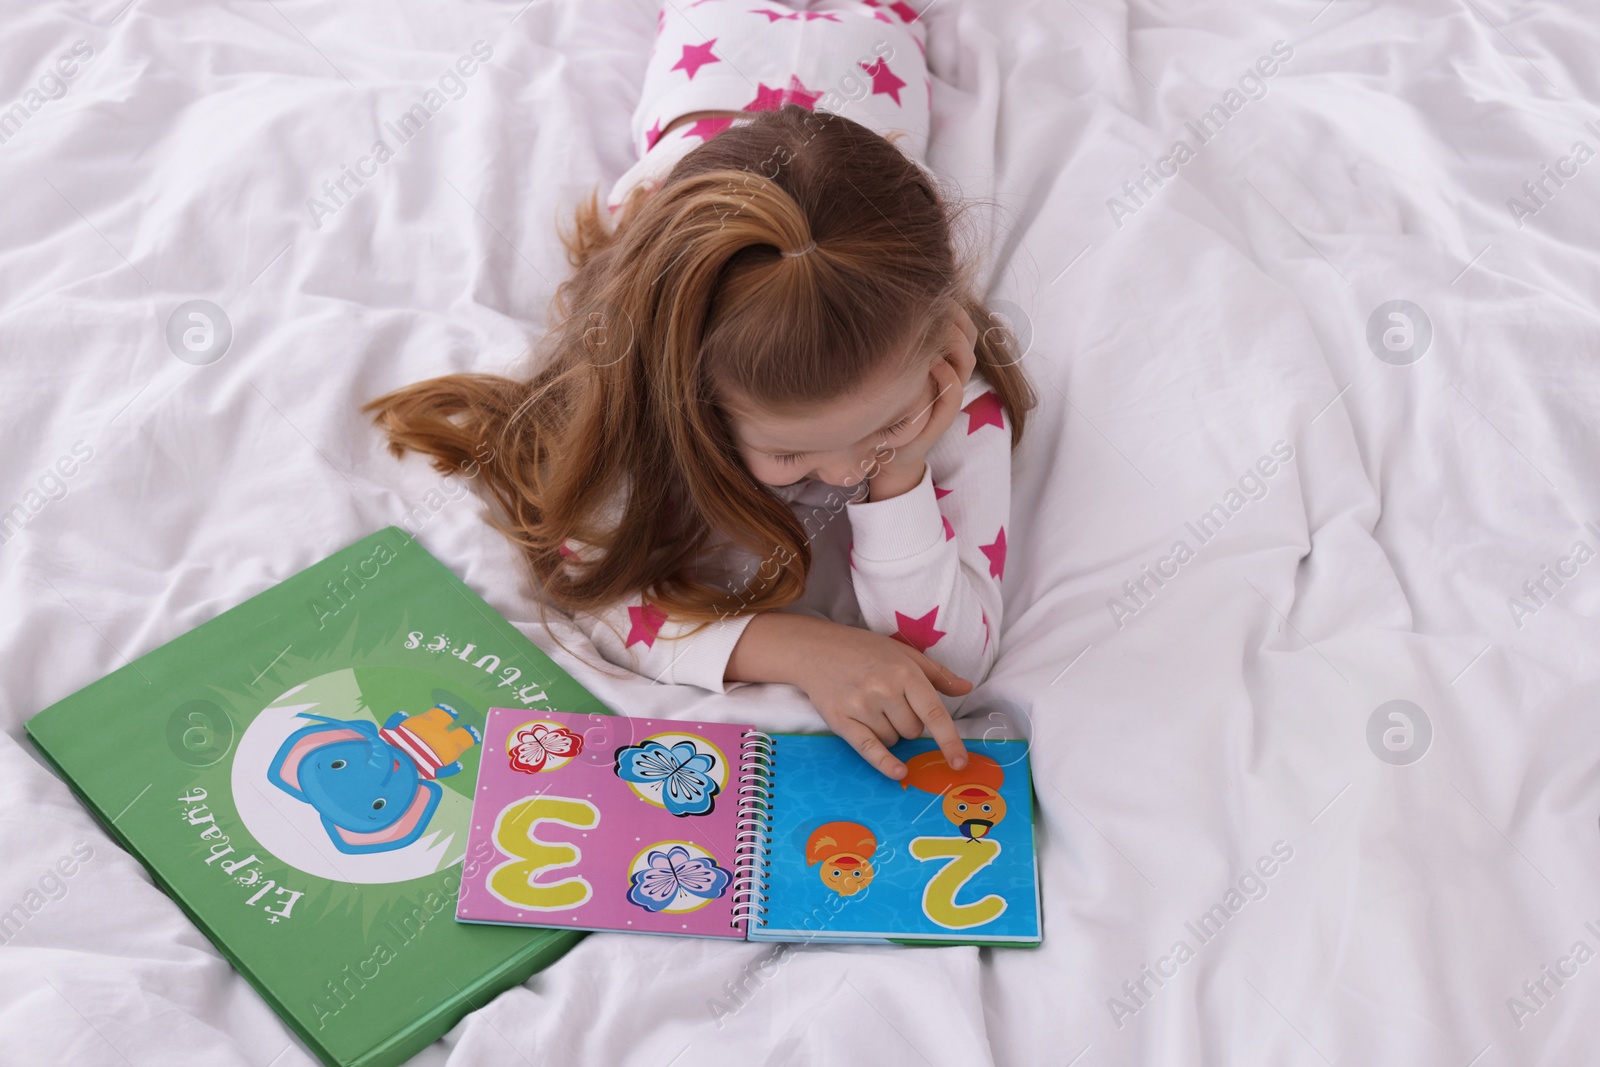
[
  {"left": 570, "top": 597, "right": 757, "bottom": 693},
  {"left": 844, "top": 375, "right": 1011, "bottom": 689},
  {"left": 554, "top": 492, "right": 758, "bottom": 693}
]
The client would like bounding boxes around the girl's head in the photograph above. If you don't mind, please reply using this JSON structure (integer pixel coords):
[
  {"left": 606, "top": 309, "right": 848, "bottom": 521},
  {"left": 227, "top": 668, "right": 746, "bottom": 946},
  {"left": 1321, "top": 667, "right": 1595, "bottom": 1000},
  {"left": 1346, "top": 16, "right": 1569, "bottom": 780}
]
[
  {"left": 367, "top": 105, "right": 1033, "bottom": 622},
  {"left": 652, "top": 109, "right": 970, "bottom": 492}
]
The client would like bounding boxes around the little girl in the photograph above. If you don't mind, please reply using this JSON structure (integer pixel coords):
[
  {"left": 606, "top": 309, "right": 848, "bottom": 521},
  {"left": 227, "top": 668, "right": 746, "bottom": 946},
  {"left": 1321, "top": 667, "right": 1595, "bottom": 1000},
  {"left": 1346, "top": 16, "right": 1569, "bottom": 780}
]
[{"left": 366, "top": 0, "right": 1034, "bottom": 779}]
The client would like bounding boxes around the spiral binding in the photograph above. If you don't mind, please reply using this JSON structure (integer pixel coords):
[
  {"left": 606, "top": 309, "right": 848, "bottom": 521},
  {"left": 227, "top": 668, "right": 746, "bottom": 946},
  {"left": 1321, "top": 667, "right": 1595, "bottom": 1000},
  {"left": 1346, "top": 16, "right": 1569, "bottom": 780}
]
[{"left": 730, "top": 729, "right": 775, "bottom": 933}]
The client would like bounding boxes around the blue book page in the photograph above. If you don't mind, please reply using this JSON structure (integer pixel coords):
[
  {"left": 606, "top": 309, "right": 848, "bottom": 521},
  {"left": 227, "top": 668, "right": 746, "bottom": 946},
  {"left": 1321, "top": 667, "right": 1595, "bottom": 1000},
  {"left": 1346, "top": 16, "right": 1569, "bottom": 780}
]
[{"left": 752, "top": 735, "right": 1040, "bottom": 944}]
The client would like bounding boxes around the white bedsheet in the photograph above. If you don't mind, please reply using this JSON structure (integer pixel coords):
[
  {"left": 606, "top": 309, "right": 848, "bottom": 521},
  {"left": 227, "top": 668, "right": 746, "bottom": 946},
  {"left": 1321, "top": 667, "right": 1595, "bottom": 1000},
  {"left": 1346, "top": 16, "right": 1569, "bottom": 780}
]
[{"left": 4, "top": 0, "right": 1600, "bottom": 1063}]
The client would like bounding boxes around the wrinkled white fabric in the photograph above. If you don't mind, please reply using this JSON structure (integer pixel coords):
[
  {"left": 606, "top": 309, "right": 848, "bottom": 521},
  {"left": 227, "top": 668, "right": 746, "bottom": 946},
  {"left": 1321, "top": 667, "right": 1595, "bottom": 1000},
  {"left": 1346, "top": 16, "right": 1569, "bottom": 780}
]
[{"left": 3, "top": 0, "right": 1600, "bottom": 1065}]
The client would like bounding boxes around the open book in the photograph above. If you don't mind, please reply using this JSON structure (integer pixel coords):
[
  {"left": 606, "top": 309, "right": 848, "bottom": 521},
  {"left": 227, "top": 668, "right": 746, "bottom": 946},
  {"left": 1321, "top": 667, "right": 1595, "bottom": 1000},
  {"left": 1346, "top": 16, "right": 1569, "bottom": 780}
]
[{"left": 456, "top": 708, "right": 1041, "bottom": 945}]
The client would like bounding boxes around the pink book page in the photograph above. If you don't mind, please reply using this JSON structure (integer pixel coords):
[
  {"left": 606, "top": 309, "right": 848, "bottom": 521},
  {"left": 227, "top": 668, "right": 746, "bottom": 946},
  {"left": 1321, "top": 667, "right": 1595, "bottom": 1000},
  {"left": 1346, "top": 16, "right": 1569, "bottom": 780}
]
[{"left": 457, "top": 708, "right": 752, "bottom": 939}]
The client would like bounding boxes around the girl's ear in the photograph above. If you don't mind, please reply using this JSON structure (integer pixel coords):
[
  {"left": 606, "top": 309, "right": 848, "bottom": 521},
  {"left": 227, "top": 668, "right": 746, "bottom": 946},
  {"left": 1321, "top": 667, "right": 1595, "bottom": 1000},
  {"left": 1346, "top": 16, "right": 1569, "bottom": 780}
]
[{"left": 943, "top": 303, "right": 978, "bottom": 387}]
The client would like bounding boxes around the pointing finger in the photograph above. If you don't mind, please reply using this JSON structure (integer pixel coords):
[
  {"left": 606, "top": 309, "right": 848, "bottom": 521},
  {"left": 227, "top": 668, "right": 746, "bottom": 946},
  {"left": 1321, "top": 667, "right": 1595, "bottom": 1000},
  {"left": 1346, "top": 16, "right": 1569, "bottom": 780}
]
[
  {"left": 908, "top": 685, "right": 968, "bottom": 771},
  {"left": 838, "top": 720, "right": 907, "bottom": 780}
]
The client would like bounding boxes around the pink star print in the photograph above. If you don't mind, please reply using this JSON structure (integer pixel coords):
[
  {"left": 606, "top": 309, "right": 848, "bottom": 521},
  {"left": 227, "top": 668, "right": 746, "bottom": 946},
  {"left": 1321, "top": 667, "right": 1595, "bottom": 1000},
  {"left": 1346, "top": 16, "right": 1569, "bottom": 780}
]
[
  {"left": 981, "top": 608, "right": 990, "bottom": 651},
  {"left": 750, "top": 6, "right": 839, "bottom": 19},
  {"left": 963, "top": 391, "right": 1005, "bottom": 434},
  {"left": 745, "top": 75, "right": 822, "bottom": 113},
  {"left": 891, "top": 607, "right": 945, "bottom": 652},
  {"left": 626, "top": 603, "right": 669, "bottom": 648},
  {"left": 558, "top": 542, "right": 579, "bottom": 560},
  {"left": 860, "top": 57, "right": 907, "bottom": 106},
  {"left": 980, "top": 527, "right": 1007, "bottom": 580},
  {"left": 863, "top": 0, "right": 921, "bottom": 22},
  {"left": 644, "top": 117, "right": 664, "bottom": 151},
  {"left": 684, "top": 115, "right": 736, "bottom": 142},
  {"left": 933, "top": 482, "right": 953, "bottom": 540},
  {"left": 672, "top": 39, "right": 721, "bottom": 80}
]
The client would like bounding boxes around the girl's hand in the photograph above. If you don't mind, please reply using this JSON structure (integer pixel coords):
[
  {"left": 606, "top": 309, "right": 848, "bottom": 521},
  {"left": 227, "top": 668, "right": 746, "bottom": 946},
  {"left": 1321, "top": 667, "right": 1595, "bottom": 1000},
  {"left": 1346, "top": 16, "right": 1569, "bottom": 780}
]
[
  {"left": 797, "top": 625, "right": 973, "bottom": 779},
  {"left": 726, "top": 613, "right": 972, "bottom": 779},
  {"left": 867, "top": 301, "right": 980, "bottom": 501}
]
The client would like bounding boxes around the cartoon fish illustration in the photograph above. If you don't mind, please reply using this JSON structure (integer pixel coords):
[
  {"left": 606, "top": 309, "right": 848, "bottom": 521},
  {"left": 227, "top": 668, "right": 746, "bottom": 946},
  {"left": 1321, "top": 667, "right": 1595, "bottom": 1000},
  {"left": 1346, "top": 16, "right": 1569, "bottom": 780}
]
[
  {"left": 806, "top": 821, "right": 877, "bottom": 896},
  {"left": 901, "top": 750, "right": 1008, "bottom": 841}
]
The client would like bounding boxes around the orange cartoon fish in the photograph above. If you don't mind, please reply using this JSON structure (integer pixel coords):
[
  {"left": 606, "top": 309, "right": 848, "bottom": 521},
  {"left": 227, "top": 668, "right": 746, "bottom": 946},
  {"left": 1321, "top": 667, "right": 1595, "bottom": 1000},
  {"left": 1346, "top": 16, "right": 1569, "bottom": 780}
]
[
  {"left": 901, "top": 750, "right": 1007, "bottom": 841},
  {"left": 806, "top": 821, "right": 877, "bottom": 896}
]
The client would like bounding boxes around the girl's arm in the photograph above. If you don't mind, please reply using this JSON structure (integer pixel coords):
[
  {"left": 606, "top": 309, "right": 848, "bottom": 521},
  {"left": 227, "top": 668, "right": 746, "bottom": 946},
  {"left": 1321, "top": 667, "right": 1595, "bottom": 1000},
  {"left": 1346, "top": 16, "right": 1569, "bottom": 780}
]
[
  {"left": 571, "top": 594, "right": 972, "bottom": 780},
  {"left": 559, "top": 517, "right": 756, "bottom": 691},
  {"left": 569, "top": 596, "right": 757, "bottom": 692},
  {"left": 844, "top": 370, "right": 1012, "bottom": 696}
]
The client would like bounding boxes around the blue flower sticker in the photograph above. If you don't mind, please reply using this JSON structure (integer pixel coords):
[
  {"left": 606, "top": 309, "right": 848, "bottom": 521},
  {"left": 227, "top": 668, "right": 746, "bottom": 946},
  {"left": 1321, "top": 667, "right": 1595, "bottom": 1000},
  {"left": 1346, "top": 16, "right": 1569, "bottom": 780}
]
[
  {"left": 614, "top": 739, "right": 720, "bottom": 817},
  {"left": 626, "top": 845, "right": 731, "bottom": 913}
]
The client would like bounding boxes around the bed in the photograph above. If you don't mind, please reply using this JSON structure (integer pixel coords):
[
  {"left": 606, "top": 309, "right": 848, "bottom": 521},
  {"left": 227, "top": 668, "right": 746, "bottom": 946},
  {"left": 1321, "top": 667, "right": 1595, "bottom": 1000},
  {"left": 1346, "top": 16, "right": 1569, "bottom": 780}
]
[{"left": 5, "top": 0, "right": 1600, "bottom": 1063}]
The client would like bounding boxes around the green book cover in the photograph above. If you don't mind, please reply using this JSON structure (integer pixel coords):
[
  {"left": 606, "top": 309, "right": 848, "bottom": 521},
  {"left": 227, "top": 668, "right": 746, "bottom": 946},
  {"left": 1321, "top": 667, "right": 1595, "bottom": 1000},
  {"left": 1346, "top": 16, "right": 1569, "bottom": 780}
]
[{"left": 24, "top": 527, "right": 610, "bottom": 1067}]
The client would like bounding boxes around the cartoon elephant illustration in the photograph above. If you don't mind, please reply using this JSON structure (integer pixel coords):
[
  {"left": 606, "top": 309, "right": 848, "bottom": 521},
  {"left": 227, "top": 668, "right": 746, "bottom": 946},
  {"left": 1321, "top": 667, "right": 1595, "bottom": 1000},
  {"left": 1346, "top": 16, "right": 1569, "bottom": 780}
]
[{"left": 267, "top": 704, "right": 481, "bottom": 855}]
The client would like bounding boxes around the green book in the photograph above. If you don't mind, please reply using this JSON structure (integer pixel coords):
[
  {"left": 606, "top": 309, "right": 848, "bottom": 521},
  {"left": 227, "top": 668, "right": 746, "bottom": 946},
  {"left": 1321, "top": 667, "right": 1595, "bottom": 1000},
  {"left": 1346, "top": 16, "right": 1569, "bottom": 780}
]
[{"left": 25, "top": 527, "right": 610, "bottom": 1067}]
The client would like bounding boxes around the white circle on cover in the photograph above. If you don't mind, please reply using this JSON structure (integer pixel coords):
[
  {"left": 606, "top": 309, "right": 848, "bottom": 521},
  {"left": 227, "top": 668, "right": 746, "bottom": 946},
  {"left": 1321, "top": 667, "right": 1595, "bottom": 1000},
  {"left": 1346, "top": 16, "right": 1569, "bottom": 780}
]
[{"left": 231, "top": 670, "right": 473, "bottom": 884}]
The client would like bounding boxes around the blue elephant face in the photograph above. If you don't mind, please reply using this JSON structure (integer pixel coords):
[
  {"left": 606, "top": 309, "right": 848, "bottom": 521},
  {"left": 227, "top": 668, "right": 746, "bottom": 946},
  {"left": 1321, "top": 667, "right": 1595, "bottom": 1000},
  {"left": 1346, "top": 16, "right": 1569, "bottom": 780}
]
[
  {"left": 298, "top": 734, "right": 418, "bottom": 831},
  {"left": 268, "top": 714, "right": 443, "bottom": 855}
]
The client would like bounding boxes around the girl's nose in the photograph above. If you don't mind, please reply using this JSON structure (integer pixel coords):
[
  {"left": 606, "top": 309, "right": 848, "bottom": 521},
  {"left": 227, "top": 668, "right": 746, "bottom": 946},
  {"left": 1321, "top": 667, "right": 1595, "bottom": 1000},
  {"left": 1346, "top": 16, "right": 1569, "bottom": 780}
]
[{"left": 814, "top": 460, "right": 863, "bottom": 489}]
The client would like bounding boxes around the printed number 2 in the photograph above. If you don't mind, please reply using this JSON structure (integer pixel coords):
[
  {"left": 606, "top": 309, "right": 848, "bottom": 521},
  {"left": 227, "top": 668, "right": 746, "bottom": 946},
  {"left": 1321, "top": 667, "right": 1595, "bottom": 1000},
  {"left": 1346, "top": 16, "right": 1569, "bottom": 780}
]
[
  {"left": 487, "top": 796, "right": 600, "bottom": 911},
  {"left": 909, "top": 837, "right": 1007, "bottom": 929}
]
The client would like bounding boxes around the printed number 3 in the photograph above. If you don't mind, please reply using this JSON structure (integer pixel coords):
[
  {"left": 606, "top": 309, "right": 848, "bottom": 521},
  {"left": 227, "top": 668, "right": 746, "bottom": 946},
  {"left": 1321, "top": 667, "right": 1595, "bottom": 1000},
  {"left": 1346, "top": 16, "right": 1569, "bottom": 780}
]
[
  {"left": 909, "top": 837, "right": 1007, "bottom": 929},
  {"left": 487, "top": 796, "right": 600, "bottom": 911}
]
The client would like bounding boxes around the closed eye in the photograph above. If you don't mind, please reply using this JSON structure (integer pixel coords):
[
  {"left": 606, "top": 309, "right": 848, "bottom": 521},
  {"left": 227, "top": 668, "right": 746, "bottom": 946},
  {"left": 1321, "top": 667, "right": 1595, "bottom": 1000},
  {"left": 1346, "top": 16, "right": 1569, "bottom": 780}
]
[{"left": 764, "top": 414, "right": 914, "bottom": 464}]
